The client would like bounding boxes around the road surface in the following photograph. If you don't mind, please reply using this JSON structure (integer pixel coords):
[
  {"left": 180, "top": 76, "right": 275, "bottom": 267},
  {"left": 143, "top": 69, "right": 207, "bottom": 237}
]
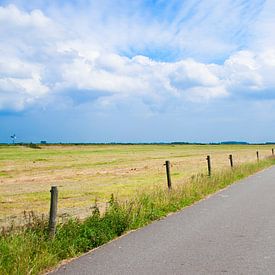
[{"left": 52, "top": 166, "right": 275, "bottom": 274}]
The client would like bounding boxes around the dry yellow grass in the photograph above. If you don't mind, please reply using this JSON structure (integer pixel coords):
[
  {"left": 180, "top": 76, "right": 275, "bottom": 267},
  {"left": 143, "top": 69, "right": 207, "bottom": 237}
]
[{"left": 0, "top": 144, "right": 273, "bottom": 226}]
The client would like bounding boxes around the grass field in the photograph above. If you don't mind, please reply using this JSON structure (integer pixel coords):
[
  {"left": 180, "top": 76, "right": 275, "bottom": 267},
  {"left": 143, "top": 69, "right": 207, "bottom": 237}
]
[{"left": 0, "top": 144, "right": 273, "bottom": 226}]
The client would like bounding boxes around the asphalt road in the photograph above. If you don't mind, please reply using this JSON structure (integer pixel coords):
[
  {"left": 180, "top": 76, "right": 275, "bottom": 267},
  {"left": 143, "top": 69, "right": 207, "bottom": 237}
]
[{"left": 52, "top": 166, "right": 275, "bottom": 274}]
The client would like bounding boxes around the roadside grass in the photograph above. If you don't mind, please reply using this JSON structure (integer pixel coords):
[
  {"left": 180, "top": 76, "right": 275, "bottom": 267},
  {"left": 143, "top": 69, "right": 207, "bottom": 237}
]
[{"left": 1, "top": 158, "right": 275, "bottom": 275}]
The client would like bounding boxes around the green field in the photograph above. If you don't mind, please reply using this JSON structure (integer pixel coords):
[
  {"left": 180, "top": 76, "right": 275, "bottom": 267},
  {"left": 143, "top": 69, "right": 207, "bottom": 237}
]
[{"left": 0, "top": 144, "right": 273, "bottom": 226}]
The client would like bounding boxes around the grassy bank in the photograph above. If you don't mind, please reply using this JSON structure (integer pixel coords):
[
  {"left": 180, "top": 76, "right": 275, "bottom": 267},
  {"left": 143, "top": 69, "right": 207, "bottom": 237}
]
[{"left": 1, "top": 158, "right": 275, "bottom": 275}]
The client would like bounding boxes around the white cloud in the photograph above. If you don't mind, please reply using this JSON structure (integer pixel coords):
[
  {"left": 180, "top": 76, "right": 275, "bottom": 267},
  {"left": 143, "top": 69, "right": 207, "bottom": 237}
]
[
  {"left": 0, "top": 72, "right": 48, "bottom": 110},
  {"left": 0, "top": 4, "right": 50, "bottom": 27},
  {"left": 1, "top": 2, "right": 275, "bottom": 112}
]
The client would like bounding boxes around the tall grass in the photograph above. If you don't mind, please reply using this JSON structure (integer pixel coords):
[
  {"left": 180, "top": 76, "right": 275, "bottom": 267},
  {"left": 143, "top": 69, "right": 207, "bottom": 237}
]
[{"left": 0, "top": 158, "right": 274, "bottom": 275}]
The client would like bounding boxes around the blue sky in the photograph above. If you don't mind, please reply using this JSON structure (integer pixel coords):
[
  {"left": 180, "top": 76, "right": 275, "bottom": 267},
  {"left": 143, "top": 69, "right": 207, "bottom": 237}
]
[{"left": 0, "top": 0, "right": 275, "bottom": 143}]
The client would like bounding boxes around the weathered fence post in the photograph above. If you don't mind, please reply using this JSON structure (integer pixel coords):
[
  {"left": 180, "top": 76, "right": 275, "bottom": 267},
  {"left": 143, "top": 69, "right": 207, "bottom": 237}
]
[
  {"left": 165, "top": 160, "right": 172, "bottom": 190},
  {"left": 272, "top": 148, "right": 274, "bottom": 156},
  {"left": 48, "top": 186, "right": 58, "bottom": 239},
  {"left": 256, "top": 151, "right": 259, "bottom": 162},
  {"left": 229, "top": 154, "right": 233, "bottom": 168},
  {"left": 206, "top": 155, "right": 211, "bottom": 176}
]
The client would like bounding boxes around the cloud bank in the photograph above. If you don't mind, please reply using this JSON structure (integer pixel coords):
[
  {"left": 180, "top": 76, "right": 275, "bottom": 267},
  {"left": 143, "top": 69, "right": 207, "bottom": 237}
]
[{"left": 1, "top": 1, "right": 275, "bottom": 113}]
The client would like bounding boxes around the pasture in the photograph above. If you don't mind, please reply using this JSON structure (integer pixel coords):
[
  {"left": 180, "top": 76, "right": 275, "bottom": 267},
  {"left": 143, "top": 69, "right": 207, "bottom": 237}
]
[{"left": 0, "top": 144, "right": 273, "bottom": 226}]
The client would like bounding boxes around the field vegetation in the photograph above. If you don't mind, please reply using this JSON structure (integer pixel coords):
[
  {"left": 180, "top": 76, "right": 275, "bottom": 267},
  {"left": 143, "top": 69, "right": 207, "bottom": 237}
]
[
  {"left": 0, "top": 156, "right": 274, "bottom": 274},
  {"left": 0, "top": 144, "right": 274, "bottom": 226}
]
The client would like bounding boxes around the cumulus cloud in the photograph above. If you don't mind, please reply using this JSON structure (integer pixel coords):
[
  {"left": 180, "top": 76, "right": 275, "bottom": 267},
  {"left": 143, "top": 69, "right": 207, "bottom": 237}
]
[
  {"left": 0, "top": 4, "right": 50, "bottom": 28},
  {"left": 0, "top": 2, "right": 275, "bottom": 112}
]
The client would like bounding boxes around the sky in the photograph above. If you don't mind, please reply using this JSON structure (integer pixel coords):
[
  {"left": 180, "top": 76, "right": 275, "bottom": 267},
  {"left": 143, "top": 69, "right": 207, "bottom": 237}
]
[{"left": 0, "top": 0, "right": 275, "bottom": 143}]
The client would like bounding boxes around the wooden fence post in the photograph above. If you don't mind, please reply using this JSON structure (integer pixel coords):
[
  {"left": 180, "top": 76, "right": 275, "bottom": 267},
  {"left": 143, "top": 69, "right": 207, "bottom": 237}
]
[
  {"left": 206, "top": 155, "right": 211, "bottom": 176},
  {"left": 229, "top": 154, "right": 233, "bottom": 168},
  {"left": 272, "top": 148, "right": 274, "bottom": 156},
  {"left": 165, "top": 160, "right": 172, "bottom": 190},
  {"left": 48, "top": 186, "right": 58, "bottom": 239},
  {"left": 256, "top": 151, "right": 259, "bottom": 162}
]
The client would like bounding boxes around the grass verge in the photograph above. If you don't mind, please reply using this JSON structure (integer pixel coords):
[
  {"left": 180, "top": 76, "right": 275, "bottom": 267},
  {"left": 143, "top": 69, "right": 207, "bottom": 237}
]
[{"left": 1, "top": 158, "right": 275, "bottom": 275}]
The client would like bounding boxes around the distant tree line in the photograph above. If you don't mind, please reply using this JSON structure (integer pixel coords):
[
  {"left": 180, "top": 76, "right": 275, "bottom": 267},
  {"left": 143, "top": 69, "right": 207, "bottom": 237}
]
[{"left": 1, "top": 141, "right": 275, "bottom": 146}]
